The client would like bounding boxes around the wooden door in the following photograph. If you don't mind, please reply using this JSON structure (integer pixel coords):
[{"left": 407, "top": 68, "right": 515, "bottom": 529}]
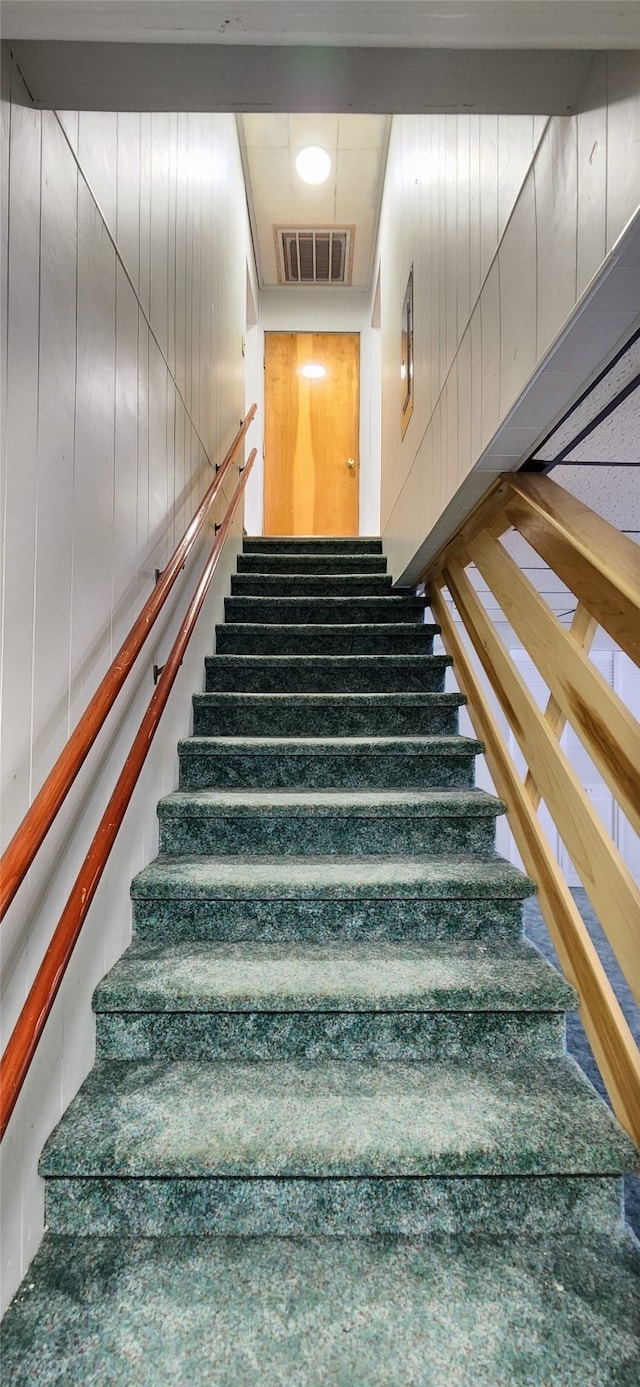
[{"left": 264, "top": 332, "right": 360, "bottom": 536}]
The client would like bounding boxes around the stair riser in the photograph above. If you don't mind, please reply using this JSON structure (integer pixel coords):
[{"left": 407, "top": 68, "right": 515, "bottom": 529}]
[
  {"left": 232, "top": 575, "right": 394, "bottom": 597},
  {"left": 44, "top": 1174, "right": 623, "bottom": 1238},
  {"left": 215, "top": 625, "right": 437, "bottom": 655},
  {"left": 225, "top": 598, "right": 424, "bottom": 624},
  {"left": 237, "top": 554, "right": 389, "bottom": 574},
  {"left": 243, "top": 538, "right": 383, "bottom": 554},
  {"left": 179, "top": 753, "right": 476, "bottom": 791},
  {"left": 132, "top": 898, "right": 526, "bottom": 946},
  {"left": 192, "top": 701, "right": 461, "bottom": 737},
  {"left": 158, "top": 814, "right": 500, "bottom": 856},
  {"left": 96, "top": 1011, "right": 565, "bottom": 1063},
  {"left": 203, "top": 657, "right": 449, "bottom": 695}
]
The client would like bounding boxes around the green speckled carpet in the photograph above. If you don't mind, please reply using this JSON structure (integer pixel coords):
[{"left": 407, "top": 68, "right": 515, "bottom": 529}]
[{"left": 3, "top": 537, "right": 639, "bottom": 1384}]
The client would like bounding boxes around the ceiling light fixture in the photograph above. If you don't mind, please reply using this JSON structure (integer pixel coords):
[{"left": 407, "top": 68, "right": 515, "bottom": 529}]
[
  {"left": 295, "top": 146, "right": 331, "bottom": 185},
  {"left": 299, "top": 363, "right": 327, "bottom": 380}
]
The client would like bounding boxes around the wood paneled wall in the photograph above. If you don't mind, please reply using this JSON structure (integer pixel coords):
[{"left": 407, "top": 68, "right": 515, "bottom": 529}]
[
  {"left": 0, "top": 47, "right": 249, "bottom": 1310},
  {"left": 377, "top": 55, "right": 640, "bottom": 582}
]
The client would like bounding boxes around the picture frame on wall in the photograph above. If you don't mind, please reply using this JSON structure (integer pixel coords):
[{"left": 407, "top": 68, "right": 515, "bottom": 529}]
[{"left": 401, "top": 266, "right": 414, "bottom": 438}]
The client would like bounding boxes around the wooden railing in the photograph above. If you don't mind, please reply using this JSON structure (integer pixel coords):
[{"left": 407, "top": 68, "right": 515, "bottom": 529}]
[
  {"left": 0, "top": 406, "right": 256, "bottom": 924},
  {"left": 426, "top": 471, "right": 640, "bottom": 1145},
  {"left": 0, "top": 442, "right": 256, "bottom": 1139}
]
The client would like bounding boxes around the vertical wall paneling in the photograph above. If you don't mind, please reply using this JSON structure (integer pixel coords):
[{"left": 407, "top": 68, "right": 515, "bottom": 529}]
[
  {"left": 606, "top": 54, "right": 640, "bottom": 253},
  {"left": 69, "top": 177, "right": 116, "bottom": 728},
  {"left": 0, "top": 49, "right": 250, "bottom": 1312},
  {"left": 498, "top": 178, "right": 537, "bottom": 414},
  {"left": 457, "top": 117, "right": 471, "bottom": 346},
  {"left": 480, "top": 260, "right": 501, "bottom": 450},
  {"left": 534, "top": 117, "right": 578, "bottom": 363},
  {"left": 576, "top": 58, "right": 608, "bottom": 298},
  {"left": 377, "top": 63, "right": 640, "bottom": 582},
  {"left": 31, "top": 111, "right": 77, "bottom": 804},
  {"left": 2, "top": 81, "right": 41, "bottom": 839}
]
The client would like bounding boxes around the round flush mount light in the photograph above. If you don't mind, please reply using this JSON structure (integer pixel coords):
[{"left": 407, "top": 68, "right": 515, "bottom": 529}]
[
  {"left": 295, "top": 146, "right": 331, "bottom": 185},
  {"left": 299, "top": 363, "right": 327, "bottom": 380}
]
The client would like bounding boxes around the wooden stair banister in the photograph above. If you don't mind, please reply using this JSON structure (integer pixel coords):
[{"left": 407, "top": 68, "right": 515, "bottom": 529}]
[
  {"left": 0, "top": 406, "right": 256, "bottom": 922},
  {"left": 425, "top": 471, "right": 640, "bottom": 1146}
]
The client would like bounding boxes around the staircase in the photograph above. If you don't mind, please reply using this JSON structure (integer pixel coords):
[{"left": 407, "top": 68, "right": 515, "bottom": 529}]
[{"left": 3, "top": 537, "right": 638, "bottom": 1384}]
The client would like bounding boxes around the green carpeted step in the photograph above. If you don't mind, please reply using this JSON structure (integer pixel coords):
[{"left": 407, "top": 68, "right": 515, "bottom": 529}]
[
  {"left": 203, "top": 653, "right": 450, "bottom": 694},
  {"left": 243, "top": 536, "right": 383, "bottom": 553},
  {"left": 178, "top": 735, "right": 481, "bottom": 790},
  {"left": 93, "top": 938, "right": 573, "bottom": 1063},
  {"left": 192, "top": 691, "right": 465, "bottom": 737},
  {"left": 38, "top": 1056, "right": 634, "bottom": 1238},
  {"left": 231, "top": 573, "right": 395, "bottom": 597},
  {"left": 225, "top": 595, "right": 425, "bottom": 623},
  {"left": 215, "top": 622, "right": 439, "bottom": 655},
  {"left": 6, "top": 529, "right": 640, "bottom": 1368},
  {"left": 237, "top": 552, "right": 389, "bottom": 574},
  {"left": 6, "top": 1230, "right": 639, "bottom": 1383},
  {"left": 157, "top": 788, "right": 505, "bottom": 856},
  {"left": 131, "top": 853, "right": 535, "bottom": 944}
]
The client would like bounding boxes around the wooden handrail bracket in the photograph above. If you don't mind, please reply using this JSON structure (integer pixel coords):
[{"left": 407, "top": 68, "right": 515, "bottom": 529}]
[
  {"left": 0, "top": 451, "right": 256, "bottom": 1140},
  {"left": 0, "top": 406, "right": 257, "bottom": 922}
]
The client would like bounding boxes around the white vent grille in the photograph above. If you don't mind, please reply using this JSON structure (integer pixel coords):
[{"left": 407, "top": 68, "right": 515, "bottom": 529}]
[{"left": 276, "top": 227, "right": 354, "bottom": 286}]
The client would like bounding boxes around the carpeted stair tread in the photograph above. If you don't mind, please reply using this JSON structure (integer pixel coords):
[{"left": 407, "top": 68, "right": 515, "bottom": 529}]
[
  {"left": 237, "top": 552, "right": 389, "bottom": 572},
  {"left": 156, "top": 789, "right": 506, "bottom": 854},
  {"left": 39, "top": 1057, "right": 635, "bottom": 1179},
  {"left": 243, "top": 536, "right": 383, "bottom": 552},
  {"left": 192, "top": 690, "right": 466, "bottom": 737},
  {"left": 4, "top": 1231, "right": 639, "bottom": 1387},
  {"left": 177, "top": 734, "right": 481, "bottom": 790},
  {"left": 225, "top": 596, "right": 425, "bottom": 624},
  {"left": 203, "top": 653, "right": 450, "bottom": 693},
  {"left": 93, "top": 939, "right": 576, "bottom": 1013},
  {"left": 131, "top": 852, "right": 536, "bottom": 900},
  {"left": 231, "top": 573, "right": 395, "bottom": 596},
  {"left": 194, "top": 690, "right": 466, "bottom": 709},
  {"left": 157, "top": 787, "right": 505, "bottom": 818},
  {"left": 8, "top": 530, "right": 638, "bottom": 1368},
  {"left": 178, "top": 734, "right": 483, "bottom": 757},
  {"left": 215, "top": 622, "right": 439, "bottom": 654}
]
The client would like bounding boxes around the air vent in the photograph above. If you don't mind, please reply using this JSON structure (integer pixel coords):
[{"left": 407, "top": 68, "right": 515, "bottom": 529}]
[{"left": 276, "top": 227, "right": 354, "bottom": 286}]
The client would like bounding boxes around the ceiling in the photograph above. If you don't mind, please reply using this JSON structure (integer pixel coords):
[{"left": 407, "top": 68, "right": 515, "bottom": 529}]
[
  {"left": 534, "top": 334, "right": 640, "bottom": 465},
  {"left": 240, "top": 114, "right": 389, "bottom": 289},
  {"left": 4, "top": 2, "right": 640, "bottom": 48}
]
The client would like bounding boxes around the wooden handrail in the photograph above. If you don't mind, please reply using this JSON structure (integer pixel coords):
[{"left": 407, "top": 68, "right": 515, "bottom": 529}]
[
  {"left": 523, "top": 602, "right": 597, "bottom": 811},
  {"left": 0, "top": 451, "right": 256, "bottom": 1140},
  {"left": 0, "top": 406, "right": 257, "bottom": 922},
  {"left": 467, "top": 529, "right": 640, "bottom": 836},
  {"left": 502, "top": 472, "right": 640, "bottom": 666},
  {"left": 444, "top": 557, "right": 640, "bottom": 1003},
  {"left": 425, "top": 469, "right": 640, "bottom": 1144},
  {"left": 430, "top": 581, "right": 640, "bottom": 1144}
]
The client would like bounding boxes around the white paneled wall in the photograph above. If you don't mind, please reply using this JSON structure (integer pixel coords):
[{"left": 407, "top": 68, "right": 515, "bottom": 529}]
[
  {"left": 0, "top": 49, "right": 250, "bottom": 1311},
  {"left": 378, "top": 55, "right": 640, "bottom": 581}
]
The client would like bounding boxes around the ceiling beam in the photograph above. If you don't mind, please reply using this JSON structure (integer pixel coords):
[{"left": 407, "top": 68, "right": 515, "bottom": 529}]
[{"left": 8, "top": 42, "right": 594, "bottom": 115}]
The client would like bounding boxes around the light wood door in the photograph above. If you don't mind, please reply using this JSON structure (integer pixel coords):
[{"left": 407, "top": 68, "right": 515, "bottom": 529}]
[{"left": 264, "top": 332, "right": 360, "bottom": 536}]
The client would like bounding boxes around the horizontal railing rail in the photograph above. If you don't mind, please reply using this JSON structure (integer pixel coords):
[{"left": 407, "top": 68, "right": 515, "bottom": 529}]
[
  {"left": 0, "top": 405, "right": 257, "bottom": 923},
  {"left": 426, "top": 471, "right": 640, "bottom": 1145},
  {"left": 0, "top": 449, "right": 256, "bottom": 1139}
]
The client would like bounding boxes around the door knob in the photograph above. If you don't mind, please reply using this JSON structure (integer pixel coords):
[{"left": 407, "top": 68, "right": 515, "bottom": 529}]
[{"left": 346, "top": 457, "right": 356, "bottom": 470}]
